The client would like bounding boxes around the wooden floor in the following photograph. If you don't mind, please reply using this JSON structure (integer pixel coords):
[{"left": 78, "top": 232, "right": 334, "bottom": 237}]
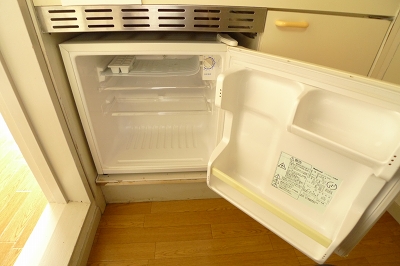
[
  {"left": 88, "top": 198, "right": 400, "bottom": 266},
  {"left": 0, "top": 114, "right": 47, "bottom": 266}
]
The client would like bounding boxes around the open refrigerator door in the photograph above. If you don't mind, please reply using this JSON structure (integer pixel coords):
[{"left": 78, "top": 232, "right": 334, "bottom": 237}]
[{"left": 207, "top": 47, "right": 400, "bottom": 264}]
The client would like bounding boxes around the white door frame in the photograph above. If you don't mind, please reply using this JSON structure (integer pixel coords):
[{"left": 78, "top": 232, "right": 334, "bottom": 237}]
[
  {"left": 0, "top": 52, "right": 67, "bottom": 203},
  {"left": 0, "top": 0, "right": 102, "bottom": 264}
]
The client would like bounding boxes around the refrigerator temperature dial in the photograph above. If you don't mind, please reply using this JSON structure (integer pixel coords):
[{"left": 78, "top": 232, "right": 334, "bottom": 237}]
[
  {"left": 204, "top": 57, "right": 216, "bottom": 70},
  {"left": 202, "top": 56, "right": 218, "bottom": 80}
]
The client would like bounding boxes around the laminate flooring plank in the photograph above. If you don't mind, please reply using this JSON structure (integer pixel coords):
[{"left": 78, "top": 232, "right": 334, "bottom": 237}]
[
  {"left": 392, "top": 222, "right": 400, "bottom": 235},
  {"left": 269, "top": 233, "right": 297, "bottom": 250},
  {"left": 14, "top": 194, "right": 47, "bottom": 248},
  {"left": 99, "top": 214, "right": 145, "bottom": 229},
  {"left": 0, "top": 186, "right": 45, "bottom": 242},
  {"left": 2, "top": 248, "right": 22, "bottom": 266},
  {"left": 0, "top": 154, "right": 20, "bottom": 179},
  {"left": 96, "top": 224, "right": 212, "bottom": 245},
  {"left": 0, "top": 162, "right": 30, "bottom": 189},
  {"left": 150, "top": 198, "right": 236, "bottom": 213},
  {"left": 0, "top": 243, "right": 13, "bottom": 262},
  {"left": 211, "top": 221, "right": 271, "bottom": 238},
  {"left": 366, "top": 252, "right": 400, "bottom": 266},
  {"left": 0, "top": 162, "right": 26, "bottom": 199},
  {"left": 0, "top": 178, "right": 20, "bottom": 212},
  {"left": 300, "top": 257, "right": 371, "bottom": 266},
  {"left": 103, "top": 202, "right": 152, "bottom": 216},
  {"left": 392, "top": 234, "right": 400, "bottom": 248},
  {"left": 363, "top": 212, "right": 400, "bottom": 240},
  {"left": 87, "top": 242, "right": 155, "bottom": 262},
  {"left": 363, "top": 220, "right": 400, "bottom": 240},
  {"left": 376, "top": 212, "right": 397, "bottom": 223},
  {"left": 0, "top": 192, "right": 29, "bottom": 234},
  {"left": 149, "top": 249, "right": 300, "bottom": 266},
  {"left": 144, "top": 209, "right": 254, "bottom": 228},
  {"left": 88, "top": 199, "right": 400, "bottom": 266},
  {"left": 14, "top": 167, "right": 36, "bottom": 191},
  {"left": 154, "top": 235, "right": 273, "bottom": 259},
  {"left": 87, "top": 260, "right": 149, "bottom": 266}
]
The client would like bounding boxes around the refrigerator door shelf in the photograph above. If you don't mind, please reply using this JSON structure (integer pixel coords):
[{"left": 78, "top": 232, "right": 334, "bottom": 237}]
[
  {"left": 290, "top": 89, "right": 400, "bottom": 181},
  {"left": 102, "top": 96, "right": 212, "bottom": 116},
  {"left": 207, "top": 48, "right": 400, "bottom": 264},
  {"left": 98, "top": 72, "right": 211, "bottom": 92}
]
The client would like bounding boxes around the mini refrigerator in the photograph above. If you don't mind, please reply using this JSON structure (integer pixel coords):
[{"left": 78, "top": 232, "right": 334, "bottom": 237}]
[{"left": 60, "top": 33, "right": 400, "bottom": 264}]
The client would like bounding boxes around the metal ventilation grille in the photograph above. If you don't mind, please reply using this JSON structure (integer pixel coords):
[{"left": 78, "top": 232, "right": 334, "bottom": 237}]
[{"left": 35, "top": 5, "right": 266, "bottom": 33}]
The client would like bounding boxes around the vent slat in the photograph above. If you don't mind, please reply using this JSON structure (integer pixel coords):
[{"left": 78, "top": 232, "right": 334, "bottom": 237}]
[
  {"left": 228, "top": 25, "right": 253, "bottom": 29},
  {"left": 36, "top": 5, "right": 266, "bottom": 33},
  {"left": 229, "top": 18, "right": 254, "bottom": 22},
  {"left": 229, "top": 10, "right": 255, "bottom": 14},
  {"left": 51, "top": 18, "right": 78, "bottom": 21},
  {"left": 86, "top": 17, "right": 114, "bottom": 20},
  {"left": 194, "top": 17, "right": 220, "bottom": 21},
  {"left": 53, "top": 25, "right": 79, "bottom": 29},
  {"left": 158, "top": 9, "right": 185, "bottom": 12},
  {"left": 158, "top": 16, "right": 185, "bottom": 20},
  {"left": 123, "top": 24, "right": 151, "bottom": 28},
  {"left": 121, "top": 8, "right": 149, "bottom": 12},
  {"left": 159, "top": 24, "right": 186, "bottom": 28},
  {"left": 48, "top": 9, "right": 75, "bottom": 13},
  {"left": 122, "top": 16, "right": 150, "bottom": 20},
  {"left": 88, "top": 24, "right": 115, "bottom": 28},
  {"left": 85, "top": 9, "right": 112, "bottom": 13},
  {"left": 194, "top": 9, "right": 221, "bottom": 13},
  {"left": 194, "top": 25, "right": 219, "bottom": 28}
]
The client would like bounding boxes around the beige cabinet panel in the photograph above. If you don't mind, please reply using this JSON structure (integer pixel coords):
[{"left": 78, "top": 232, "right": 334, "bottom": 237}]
[
  {"left": 383, "top": 44, "right": 400, "bottom": 84},
  {"left": 259, "top": 11, "right": 391, "bottom": 75}
]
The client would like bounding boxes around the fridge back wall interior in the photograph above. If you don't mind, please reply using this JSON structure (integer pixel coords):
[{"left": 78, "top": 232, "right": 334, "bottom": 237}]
[{"left": 60, "top": 34, "right": 227, "bottom": 176}]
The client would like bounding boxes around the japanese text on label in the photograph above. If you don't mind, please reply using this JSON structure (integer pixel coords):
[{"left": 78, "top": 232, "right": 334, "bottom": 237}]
[{"left": 272, "top": 152, "right": 342, "bottom": 212}]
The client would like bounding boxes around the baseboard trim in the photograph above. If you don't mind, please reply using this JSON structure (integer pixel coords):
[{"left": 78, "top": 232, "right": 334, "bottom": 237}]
[{"left": 101, "top": 181, "right": 220, "bottom": 203}]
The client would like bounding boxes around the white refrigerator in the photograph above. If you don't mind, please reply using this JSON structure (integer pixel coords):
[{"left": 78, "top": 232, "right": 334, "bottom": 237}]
[{"left": 60, "top": 33, "right": 400, "bottom": 264}]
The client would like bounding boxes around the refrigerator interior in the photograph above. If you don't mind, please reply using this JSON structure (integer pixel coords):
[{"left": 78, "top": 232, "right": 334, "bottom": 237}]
[{"left": 72, "top": 54, "right": 221, "bottom": 174}]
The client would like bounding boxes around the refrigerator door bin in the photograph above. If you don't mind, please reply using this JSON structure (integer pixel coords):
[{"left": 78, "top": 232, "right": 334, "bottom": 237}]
[{"left": 290, "top": 89, "right": 400, "bottom": 180}]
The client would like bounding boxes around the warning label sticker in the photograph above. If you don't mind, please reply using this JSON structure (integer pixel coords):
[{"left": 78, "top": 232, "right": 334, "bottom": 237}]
[{"left": 271, "top": 152, "right": 342, "bottom": 212}]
